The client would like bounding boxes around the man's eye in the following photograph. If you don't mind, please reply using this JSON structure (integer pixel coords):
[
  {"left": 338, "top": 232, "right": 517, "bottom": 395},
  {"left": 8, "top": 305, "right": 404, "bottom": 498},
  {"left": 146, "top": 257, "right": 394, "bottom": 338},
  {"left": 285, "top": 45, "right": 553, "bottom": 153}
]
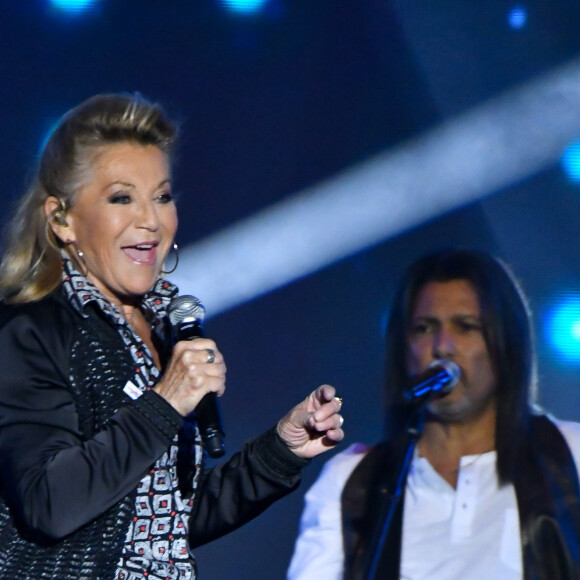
[
  {"left": 459, "top": 321, "right": 481, "bottom": 332},
  {"left": 411, "top": 323, "right": 430, "bottom": 335}
]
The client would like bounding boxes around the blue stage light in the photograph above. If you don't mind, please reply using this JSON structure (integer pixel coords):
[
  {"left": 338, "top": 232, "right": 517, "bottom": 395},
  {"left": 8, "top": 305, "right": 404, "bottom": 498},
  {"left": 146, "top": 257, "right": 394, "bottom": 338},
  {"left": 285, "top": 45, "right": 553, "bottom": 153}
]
[
  {"left": 219, "top": 0, "right": 268, "bottom": 14},
  {"left": 546, "top": 293, "right": 580, "bottom": 363},
  {"left": 562, "top": 141, "right": 580, "bottom": 182},
  {"left": 49, "top": 0, "right": 96, "bottom": 14},
  {"left": 508, "top": 6, "right": 527, "bottom": 29}
]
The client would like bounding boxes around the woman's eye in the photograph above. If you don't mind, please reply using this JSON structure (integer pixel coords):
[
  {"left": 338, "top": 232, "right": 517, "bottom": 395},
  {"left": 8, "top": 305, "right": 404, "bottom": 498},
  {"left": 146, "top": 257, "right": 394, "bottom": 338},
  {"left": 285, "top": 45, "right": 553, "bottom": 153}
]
[
  {"left": 157, "top": 191, "right": 174, "bottom": 204},
  {"left": 108, "top": 193, "right": 131, "bottom": 205}
]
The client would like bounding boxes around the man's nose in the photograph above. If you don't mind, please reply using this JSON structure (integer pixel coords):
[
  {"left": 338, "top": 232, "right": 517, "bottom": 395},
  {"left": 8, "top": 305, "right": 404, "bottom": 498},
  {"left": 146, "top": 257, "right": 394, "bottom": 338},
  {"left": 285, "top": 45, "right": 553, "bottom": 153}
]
[{"left": 432, "top": 326, "right": 456, "bottom": 359}]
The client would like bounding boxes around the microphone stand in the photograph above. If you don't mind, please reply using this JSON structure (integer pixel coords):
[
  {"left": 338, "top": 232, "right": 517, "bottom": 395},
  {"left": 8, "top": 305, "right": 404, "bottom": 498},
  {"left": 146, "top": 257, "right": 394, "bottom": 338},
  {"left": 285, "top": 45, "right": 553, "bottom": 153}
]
[{"left": 364, "top": 408, "right": 426, "bottom": 580}]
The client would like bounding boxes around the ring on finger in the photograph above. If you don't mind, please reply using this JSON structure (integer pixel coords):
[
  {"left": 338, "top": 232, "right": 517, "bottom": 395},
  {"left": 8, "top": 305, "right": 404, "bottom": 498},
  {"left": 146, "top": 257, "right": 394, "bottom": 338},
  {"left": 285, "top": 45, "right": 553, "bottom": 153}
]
[
  {"left": 205, "top": 348, "right": 216, "bottom": 364},
  {"left": 338, "top": 415, "right": 344, "bottom": 428}
]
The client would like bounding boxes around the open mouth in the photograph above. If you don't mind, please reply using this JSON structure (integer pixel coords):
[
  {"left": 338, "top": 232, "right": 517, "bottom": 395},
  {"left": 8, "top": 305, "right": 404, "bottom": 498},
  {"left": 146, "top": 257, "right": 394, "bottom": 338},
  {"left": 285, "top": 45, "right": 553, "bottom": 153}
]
[{"left": 122, "top": 243, "right": 158, "bottom": 265}]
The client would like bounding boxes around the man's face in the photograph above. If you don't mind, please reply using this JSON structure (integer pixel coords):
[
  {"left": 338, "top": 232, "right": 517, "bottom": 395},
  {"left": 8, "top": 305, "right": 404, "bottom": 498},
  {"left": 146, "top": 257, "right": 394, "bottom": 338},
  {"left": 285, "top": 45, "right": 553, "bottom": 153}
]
[{"left": 406, "top": 279, "right": 497, "bottom": 423}]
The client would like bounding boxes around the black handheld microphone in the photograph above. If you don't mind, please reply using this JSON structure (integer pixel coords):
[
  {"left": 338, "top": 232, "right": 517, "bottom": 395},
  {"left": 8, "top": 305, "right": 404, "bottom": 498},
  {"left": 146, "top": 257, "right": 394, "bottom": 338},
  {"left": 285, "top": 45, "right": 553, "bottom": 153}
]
[
  {"left": 403, "top": 359, "right": 461, "bottom": 406},
  {"left": 168, "top": 295, "right": 226, "bottom": 458}
]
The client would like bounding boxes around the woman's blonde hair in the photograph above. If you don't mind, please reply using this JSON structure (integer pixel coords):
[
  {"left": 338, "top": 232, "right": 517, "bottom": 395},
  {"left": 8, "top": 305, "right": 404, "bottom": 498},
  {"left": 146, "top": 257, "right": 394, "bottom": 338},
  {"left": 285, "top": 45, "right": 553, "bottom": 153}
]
[{"left": 0, "top": 93, "right": 178, "bottom": 303}]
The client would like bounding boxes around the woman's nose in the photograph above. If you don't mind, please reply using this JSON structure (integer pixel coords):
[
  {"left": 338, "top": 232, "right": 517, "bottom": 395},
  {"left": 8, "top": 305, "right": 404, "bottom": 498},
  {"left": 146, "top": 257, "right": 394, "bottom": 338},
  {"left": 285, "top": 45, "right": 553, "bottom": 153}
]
[{"left": 136, "top": 200, "right": 159, "bottom": 230}]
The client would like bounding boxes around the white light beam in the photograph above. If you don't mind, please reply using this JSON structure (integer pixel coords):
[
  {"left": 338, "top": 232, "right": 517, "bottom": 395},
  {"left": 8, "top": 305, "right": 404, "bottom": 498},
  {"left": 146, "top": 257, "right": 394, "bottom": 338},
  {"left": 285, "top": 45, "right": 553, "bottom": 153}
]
[{"left": 172, "top": 56, "right": 580, "bottom": 316}]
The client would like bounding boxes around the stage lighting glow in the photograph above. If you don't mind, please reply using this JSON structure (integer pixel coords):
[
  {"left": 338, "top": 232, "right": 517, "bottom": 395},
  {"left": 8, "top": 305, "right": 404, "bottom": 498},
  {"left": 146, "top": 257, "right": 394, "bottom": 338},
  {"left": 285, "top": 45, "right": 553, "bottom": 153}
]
[
  {"left": 562, "top": 141, "right": 580, "bottom": 181},
  {"left": 508, "top": 6, "right": 527, "bottom": 29},
  {"left": 170, "top": 56, "right": 580, "bottom": 317},
  {"left": 38, "top": 116, "right": 63, "bottom": 154},
  {"left": 219, "top": 0, "right": 268, "bottom": 14},
  {"left": 546, "top": 293, "right": 580, "bottom": 363},
  {"left": 50, "top": 0, "right": 97, "bottom": 13}
]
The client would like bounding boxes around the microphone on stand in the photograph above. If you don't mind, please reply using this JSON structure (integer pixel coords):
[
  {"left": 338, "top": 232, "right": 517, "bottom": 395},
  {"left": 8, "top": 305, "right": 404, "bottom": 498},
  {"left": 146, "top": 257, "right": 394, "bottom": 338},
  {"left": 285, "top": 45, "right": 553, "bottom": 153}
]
[
  {"left": 168, "top": 295, "right": 226, "bottom": 458},
  {"left": 402, "top": 359, "right": 461, "bottom": 406}
]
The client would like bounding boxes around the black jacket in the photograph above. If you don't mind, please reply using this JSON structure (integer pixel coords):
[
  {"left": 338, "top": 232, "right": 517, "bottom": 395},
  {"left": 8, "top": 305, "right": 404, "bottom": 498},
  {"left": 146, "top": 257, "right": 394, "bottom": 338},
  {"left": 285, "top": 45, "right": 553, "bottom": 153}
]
[{"left": 0, "top": 288, "right": 307, "bottom": 579}]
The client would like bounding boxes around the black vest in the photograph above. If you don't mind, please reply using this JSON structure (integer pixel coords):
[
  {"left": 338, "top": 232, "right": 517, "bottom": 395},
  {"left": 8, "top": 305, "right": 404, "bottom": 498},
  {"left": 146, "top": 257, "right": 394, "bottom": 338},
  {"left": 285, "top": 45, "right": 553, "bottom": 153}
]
[{"left": 341, "top": 414, "right": 580, "bottom": 580}]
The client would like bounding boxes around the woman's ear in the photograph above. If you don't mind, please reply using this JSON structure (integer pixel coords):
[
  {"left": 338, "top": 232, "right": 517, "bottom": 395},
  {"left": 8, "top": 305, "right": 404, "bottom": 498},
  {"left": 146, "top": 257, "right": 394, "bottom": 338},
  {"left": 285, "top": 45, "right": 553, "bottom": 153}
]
[{"left": 45, "top": 196, "right": 74, "bottom": 244}]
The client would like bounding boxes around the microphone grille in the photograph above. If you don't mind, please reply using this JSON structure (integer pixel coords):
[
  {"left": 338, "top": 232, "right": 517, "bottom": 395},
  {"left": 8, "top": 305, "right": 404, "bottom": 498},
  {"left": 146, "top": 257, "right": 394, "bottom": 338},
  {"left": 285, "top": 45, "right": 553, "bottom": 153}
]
[
  {"left": 430, "top": 359, "right": 461, "bottom": 387},
  {"left": 168, "top": 295, "right": 205, "bottom": 326}
]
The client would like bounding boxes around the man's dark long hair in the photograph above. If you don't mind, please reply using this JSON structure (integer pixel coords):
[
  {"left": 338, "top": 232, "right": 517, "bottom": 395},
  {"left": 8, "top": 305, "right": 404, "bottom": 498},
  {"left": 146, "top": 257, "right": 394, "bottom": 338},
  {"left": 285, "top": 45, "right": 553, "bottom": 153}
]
[{"left": 383, "top": 248, "right": 536, "bottom": 484}]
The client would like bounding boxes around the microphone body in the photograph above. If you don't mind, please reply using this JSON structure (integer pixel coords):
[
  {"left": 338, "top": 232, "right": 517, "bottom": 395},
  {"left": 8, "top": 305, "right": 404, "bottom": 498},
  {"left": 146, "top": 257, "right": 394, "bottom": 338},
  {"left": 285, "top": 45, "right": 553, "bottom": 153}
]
[
  {"left": 403, "top": 359, "right": 461, "bottom": 406},
  {"left": 168, "top": 295, "right": 226, "bottom": 458}
]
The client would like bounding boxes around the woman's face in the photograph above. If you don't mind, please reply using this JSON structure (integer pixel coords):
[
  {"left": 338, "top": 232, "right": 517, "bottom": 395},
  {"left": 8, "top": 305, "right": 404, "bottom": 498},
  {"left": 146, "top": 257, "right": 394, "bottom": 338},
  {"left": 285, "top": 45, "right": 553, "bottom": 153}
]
[{"left": 60, "top": 142, "right": 178, "bottom": 304}]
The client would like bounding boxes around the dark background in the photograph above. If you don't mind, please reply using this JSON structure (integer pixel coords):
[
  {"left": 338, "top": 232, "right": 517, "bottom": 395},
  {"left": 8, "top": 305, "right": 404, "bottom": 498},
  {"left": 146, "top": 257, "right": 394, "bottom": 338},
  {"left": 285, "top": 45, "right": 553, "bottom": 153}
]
[{"left": 3, "top": 1, "right": 580, "bottom": 577}]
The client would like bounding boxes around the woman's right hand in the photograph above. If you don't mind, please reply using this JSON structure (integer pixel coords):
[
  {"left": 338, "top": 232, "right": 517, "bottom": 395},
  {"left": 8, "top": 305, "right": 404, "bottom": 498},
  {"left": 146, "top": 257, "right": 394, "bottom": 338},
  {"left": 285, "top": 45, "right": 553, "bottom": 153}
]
[{"left": 153, "top": 338, "right": 226, "bottom": 416}]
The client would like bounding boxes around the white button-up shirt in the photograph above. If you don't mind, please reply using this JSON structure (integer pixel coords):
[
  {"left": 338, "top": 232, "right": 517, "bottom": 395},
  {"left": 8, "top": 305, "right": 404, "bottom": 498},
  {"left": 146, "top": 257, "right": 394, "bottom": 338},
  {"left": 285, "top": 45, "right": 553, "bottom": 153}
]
[{"left": 401, "top": 450, "right": 521, "bottom": 579}]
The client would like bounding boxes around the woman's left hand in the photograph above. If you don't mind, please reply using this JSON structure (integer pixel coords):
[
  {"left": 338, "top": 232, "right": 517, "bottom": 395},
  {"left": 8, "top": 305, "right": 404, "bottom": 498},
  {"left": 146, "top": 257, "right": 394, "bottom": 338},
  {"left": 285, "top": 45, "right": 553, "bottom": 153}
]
[{"left": 276, "top": 384, "right": 344, "bottom": 459}]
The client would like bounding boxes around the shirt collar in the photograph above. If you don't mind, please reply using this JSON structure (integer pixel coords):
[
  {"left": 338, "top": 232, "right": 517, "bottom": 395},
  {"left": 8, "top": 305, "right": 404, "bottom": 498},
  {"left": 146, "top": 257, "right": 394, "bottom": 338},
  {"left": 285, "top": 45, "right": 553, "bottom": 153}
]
[{"left": 61, "top": 257, "right": 179, "bottom": 323}]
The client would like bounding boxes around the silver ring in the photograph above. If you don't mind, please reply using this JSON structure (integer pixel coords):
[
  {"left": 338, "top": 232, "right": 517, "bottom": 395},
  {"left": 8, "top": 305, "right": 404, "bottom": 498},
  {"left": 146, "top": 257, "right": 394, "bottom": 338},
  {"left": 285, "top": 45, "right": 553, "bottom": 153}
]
[
  {"left": 338, "top": 416, "right": 344, "bottom": 428},
  {"left": 205, "top": 348, "right": 216, "bottom": 364}
]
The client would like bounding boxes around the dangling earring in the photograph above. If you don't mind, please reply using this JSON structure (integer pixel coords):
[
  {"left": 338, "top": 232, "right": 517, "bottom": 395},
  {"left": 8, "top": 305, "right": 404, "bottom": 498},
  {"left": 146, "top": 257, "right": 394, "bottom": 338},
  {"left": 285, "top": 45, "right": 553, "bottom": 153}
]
[
  {"left": 161, "top": 242, "right": 179, "bottom": 275},
  {"left": 67, "top": 242, "right": 88, "bottom": 277}
]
